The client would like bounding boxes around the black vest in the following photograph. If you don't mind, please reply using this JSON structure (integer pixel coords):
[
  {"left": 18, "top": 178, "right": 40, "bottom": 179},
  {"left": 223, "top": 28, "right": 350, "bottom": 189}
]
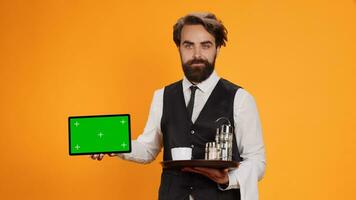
[{"left": 158, "top": 79, "right": 242, "bottom": 200}]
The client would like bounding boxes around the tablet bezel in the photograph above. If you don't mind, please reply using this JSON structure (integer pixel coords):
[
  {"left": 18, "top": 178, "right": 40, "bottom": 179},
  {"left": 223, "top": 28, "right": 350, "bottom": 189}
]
[{"left": 68, "top": 114, "right": 131, "bottom": 155}]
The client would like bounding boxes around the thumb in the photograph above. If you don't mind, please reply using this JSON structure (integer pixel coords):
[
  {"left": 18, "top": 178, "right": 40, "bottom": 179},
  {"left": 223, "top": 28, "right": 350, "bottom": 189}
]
[{"left": 108, "top": 153, "right": 118, "bottom": 157}]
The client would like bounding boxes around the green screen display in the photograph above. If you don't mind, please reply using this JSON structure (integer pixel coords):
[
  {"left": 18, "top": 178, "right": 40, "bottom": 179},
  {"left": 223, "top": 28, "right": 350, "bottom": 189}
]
[{"left": 68, "top": 114, "right": 131, "bottom": 155}]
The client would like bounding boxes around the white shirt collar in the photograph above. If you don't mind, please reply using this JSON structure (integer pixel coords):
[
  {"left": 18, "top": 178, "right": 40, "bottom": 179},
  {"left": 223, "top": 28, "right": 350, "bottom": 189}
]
[{"left": 182, "top": 70, "right": 220, "bottom": 93}]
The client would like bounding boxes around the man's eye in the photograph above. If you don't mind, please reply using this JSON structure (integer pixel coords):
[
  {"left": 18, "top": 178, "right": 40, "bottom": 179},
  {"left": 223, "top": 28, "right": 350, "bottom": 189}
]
[
  {"left": 202, "top": 44, "right": 211, "bottom": 49},
  {"left": 184, "top": 44, "right": 193, "bottom": 49}
]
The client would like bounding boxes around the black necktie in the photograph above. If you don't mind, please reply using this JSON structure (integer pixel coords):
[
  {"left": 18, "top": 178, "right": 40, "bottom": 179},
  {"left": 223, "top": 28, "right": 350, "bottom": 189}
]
[{"left": 187, "top": 85, "right": 198, "bottom": 121}]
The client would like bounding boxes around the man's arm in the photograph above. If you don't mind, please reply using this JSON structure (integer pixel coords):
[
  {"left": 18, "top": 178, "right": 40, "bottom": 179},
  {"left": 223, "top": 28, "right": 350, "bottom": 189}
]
[
  {"left": 180, "top": 88, "right": 266, "bottom": 196},
  {"left": 217, "top": 88, "right": 266, "bottom": 200},
  {"left": 90, "top": 89, "right": 164, "bottom": 162},
  {"left": 116, "top": 89, "right": 164, "bottom": 164}
]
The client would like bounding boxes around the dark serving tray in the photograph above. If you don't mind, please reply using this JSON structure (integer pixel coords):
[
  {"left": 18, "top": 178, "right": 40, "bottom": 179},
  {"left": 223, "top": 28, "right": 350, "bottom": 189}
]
[{"left": 161, "top": 159, "right": 239, "bottom": 169}]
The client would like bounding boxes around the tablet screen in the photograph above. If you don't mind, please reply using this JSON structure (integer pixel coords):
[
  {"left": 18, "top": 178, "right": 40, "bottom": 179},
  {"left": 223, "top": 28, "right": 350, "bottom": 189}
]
[{"left": 68, "top": 114, "right": 131, "bottom": 155}]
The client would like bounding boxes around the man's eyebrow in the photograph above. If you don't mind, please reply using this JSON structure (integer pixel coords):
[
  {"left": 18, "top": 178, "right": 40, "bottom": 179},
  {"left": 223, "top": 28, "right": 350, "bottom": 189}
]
[
  {"left": 200, "top": 41, "right": 213, "bottom": 45},
  {"left": 182, "top": 40, "right": 194, "bottom": 45}
]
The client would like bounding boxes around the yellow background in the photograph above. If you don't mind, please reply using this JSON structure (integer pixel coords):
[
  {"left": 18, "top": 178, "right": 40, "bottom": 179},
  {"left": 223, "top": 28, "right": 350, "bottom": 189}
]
[{"left": 0, "top": 0, "right": 355, "bottom": 199}]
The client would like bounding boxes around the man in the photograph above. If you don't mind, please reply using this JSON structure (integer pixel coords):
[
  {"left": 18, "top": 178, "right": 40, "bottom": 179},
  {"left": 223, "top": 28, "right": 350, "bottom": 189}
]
[{"left": 91, "top": 12, "right": 266, "bottom": 200}]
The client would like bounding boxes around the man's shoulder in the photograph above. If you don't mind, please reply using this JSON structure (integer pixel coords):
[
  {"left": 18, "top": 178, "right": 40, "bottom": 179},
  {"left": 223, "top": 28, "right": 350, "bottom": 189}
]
[
  {"left": 219, "top": 78, "right": 243, "bottom": 91},
  {"left": 218, "top": 78, "right": 256, "bottom": 101},
  {"left": 164, "top": 80, "right": 182, "bottom": 89},
  {"left": 157, "top": 80, "right": 183, "bottom": 95},
  {"left": 151, "top": 80, "right": 182, "bottom": 96}
]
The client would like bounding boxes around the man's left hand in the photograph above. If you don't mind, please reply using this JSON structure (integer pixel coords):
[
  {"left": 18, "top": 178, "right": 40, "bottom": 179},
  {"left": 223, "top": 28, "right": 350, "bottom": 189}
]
[{"left": 181, "top": 167, "right": 229, "bottom": 185}]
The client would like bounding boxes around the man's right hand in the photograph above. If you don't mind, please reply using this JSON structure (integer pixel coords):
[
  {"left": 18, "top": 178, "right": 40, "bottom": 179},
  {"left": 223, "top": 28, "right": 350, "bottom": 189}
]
[{"left": 90, "top": 153, "right": 117, "bottom": 161}]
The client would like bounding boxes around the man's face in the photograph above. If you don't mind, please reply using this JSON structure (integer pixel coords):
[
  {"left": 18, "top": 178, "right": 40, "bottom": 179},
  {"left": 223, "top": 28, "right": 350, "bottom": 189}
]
[{"left": 179, "top": 24, "right": 220, "bottom": 83}]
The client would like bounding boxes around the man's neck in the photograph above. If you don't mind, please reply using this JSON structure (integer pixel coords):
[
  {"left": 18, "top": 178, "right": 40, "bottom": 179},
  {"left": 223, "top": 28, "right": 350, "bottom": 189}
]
[{"left": 190, "top": 81, "right": 198, "bottom": 85}]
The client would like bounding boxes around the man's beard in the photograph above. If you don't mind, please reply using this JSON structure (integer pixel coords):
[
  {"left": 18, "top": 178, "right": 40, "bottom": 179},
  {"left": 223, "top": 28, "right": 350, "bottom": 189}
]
[{"left": 181, "top": 56, "right": 215, "bottom": 83}]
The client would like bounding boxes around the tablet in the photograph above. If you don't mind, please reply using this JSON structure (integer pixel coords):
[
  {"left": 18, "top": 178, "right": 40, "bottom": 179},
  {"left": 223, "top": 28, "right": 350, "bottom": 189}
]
[{"left": 68, "top": 114, "right": 131, "bottom": 155}]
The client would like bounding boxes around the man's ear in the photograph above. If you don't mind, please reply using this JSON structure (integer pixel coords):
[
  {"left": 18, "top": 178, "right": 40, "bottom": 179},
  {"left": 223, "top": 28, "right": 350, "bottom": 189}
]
[{"left": 216, "top": 47, "right": 221, "bottom": 55}]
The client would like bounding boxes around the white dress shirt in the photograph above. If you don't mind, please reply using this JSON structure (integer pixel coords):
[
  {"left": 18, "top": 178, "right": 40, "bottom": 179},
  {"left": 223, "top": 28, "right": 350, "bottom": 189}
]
[{"left": 118, "top": 71, "right": 266, "bottom": 200}]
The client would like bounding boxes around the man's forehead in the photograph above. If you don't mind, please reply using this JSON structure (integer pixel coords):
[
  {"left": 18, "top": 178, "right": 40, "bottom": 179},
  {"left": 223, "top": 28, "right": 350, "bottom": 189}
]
[{"left": 180, "top": 24, "right": 215, "bottom": 43}]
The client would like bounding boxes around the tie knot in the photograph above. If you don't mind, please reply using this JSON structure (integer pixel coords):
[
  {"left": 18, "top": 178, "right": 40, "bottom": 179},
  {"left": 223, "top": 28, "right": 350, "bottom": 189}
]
[{"left": 190, "top": 85, "right": 198, "bottom": 92}]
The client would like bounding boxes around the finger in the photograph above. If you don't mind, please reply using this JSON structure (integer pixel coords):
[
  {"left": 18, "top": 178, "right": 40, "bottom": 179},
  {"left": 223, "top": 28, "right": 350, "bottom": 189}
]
[
  {"left": 193, "top": 167, "right": 216, "bottom": 176},
  {"left": 194, "top": 167, "right": 228, "bottom": 175},
  {"left": 182, "top": 167, "right": 202, "bottom": 174},
  {"left": 183, "top": 167, "right": 228, "bottom": 184},
  {"left": 194, "top": 167, "right": 225, "bottom": 179},
  {"left": 108, "top": 153, "right": 117, "bottom": 157},
  {"left": 98, "top": 153, "right": 104, "bottom": 161},
  {"left": 182, "top": 167, "right": 197, "bottom": 172},
  {"left": 91, "top": 154, "right": 99, "bottom": 160},
  {"left": 182, "top": 167, "right": 212, "bottom": 177},
  {"left": 182, "top": 167, "right": 194, "bottom": 172},
  {"left": 184, "top": 168, "right": 225, "bottom": 183}
]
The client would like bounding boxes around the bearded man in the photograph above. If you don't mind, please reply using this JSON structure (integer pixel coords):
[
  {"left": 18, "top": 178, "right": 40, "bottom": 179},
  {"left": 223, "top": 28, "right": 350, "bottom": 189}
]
[{"left": 92, "top": 12, "right": 266, "bottom": 200}]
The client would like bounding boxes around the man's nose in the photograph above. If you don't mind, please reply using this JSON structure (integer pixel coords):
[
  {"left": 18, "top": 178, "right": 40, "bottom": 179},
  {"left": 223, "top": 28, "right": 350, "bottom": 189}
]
[{"left": 193, "top": 47, "right": 202, "bottom": 59}]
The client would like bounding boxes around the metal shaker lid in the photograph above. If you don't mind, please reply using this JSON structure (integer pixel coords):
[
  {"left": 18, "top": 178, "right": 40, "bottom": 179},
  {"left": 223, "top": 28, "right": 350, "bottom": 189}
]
[{"left": 220, "top": 124, "right": 233, "bottom": 134}]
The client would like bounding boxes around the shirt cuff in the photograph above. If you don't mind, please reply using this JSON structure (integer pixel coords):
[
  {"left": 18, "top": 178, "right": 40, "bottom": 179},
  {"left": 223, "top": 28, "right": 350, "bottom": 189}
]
[{"left": 217, "top": 170, "right": 240, "bottom": 191}]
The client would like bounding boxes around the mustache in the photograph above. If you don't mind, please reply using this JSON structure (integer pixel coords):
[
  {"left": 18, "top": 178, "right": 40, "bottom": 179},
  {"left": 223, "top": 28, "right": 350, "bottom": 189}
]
[{"left": 186, "top": 58, "right": 209, "bottom": 65}]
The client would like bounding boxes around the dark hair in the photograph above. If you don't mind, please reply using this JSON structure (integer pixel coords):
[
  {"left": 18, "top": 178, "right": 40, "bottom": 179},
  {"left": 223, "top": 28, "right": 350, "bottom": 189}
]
[{"left": 173, "top": 12, "right": 228, "bottom": 48}]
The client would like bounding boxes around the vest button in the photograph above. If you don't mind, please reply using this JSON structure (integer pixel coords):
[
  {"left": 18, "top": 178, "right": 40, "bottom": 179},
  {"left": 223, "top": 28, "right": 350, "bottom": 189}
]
[
  {"left": 190, "top": 130, "right": 195, "bottom": 134},
  {"left": 189, "top": 186, "right": 194, "bottom": 190},
  {"left": 191, "top": 144, "right": 194, "bottom": 148}
]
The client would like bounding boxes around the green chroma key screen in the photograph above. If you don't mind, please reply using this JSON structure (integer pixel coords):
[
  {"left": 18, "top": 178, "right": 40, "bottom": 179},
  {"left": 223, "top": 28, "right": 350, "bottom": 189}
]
[{"left": 68, "top": 114, "right": 131, "bottom": 155}]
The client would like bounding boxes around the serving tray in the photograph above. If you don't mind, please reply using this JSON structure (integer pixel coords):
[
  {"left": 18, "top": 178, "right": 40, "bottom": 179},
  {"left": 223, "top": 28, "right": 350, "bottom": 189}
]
[{"left": 161, "top": 159, "right": 239, "bottom": 169}]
